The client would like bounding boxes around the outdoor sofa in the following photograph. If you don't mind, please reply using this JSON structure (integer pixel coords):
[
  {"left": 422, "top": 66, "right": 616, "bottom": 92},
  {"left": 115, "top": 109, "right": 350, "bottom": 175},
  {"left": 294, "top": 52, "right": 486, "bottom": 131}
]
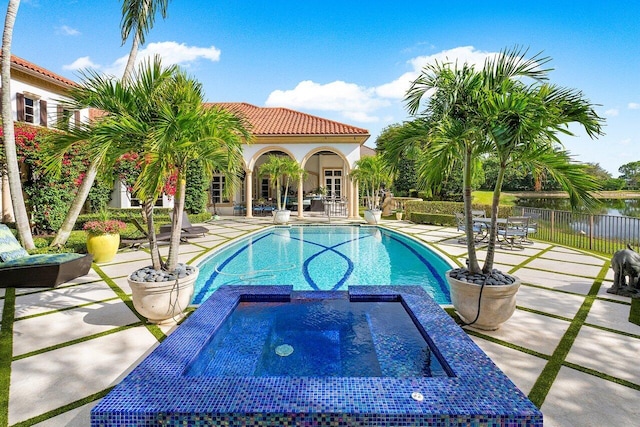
[{"left": 0, "top": 224, "right": 93, "bottom": 287}]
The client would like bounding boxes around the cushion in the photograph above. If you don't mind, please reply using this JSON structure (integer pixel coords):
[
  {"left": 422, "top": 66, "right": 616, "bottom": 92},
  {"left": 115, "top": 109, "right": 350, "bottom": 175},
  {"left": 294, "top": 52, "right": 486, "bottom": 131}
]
[
  {"left": 0, "top": 224, "right": 29, "bottom": 261},
  {"left": 0, "top": 253, "right": 86, "bottom": 268}
]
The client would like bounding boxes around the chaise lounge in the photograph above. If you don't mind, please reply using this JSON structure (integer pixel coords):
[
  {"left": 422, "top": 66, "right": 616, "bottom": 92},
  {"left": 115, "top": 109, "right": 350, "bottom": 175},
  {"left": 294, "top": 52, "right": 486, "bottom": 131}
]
[{"left": 0, "top": 224, "right": 93, "bottom": 287}]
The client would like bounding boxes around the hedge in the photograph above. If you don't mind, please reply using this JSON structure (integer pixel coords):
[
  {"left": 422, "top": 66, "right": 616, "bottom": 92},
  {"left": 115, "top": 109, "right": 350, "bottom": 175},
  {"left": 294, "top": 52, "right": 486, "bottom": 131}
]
[{"left": 405, "top": 201, "right": 514, "bottom": 225}]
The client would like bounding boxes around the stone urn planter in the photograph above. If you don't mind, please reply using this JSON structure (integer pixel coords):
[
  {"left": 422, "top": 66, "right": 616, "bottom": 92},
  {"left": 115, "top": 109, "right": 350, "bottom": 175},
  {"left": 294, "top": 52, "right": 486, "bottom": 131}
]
[
  {"left": 363, "top": 209, "right": 382, "bottom": 225},
  {"left": 395, "top": 211, "right": 403, "bottom": 220},
  {"left": 446, "top": 269, "right": 521, "bottom": 330},
  {"left": 86, "top": 233, "right": 120, "bottom": 264},
  {"left": 129, "top": 265, "right": 198, "bottom": 325},
  {"left": 274, "top": 209, "right": 291, "bottom": 224}
]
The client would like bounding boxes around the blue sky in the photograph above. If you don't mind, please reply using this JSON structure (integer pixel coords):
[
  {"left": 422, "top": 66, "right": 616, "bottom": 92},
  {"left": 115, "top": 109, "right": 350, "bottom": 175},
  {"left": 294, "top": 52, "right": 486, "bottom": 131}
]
[{"left": 9, "top": 0, "right": 639, "bottom": 175}]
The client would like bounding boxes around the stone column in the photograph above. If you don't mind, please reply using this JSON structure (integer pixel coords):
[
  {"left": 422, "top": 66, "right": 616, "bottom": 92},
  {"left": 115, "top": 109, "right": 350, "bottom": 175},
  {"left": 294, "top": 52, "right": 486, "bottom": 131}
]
[
  {"left": 297, "top": 177, "right": 304, "bottom": 218},
  {"left": 245, "top": 170, "right": 253, "bottom": 218}
]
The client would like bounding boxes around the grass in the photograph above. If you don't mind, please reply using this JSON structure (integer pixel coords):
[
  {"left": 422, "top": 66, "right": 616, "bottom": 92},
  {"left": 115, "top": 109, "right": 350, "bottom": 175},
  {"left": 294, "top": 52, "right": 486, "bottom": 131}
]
[{"left": 472, "top": 191, "right": 518, "bottom": 206}]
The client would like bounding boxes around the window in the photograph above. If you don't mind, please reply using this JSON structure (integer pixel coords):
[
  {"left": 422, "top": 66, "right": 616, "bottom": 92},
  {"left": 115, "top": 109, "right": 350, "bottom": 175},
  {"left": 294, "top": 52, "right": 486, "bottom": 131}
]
[
  {"left": 260, "top": 178, "right": 269, "bottom": 198},
  {"left": 24, "top": 97, "right": 35, "bottom": 123},
  {"left": 324, "top": 169, "right": 342, "bottom": 198},
  {"left": 211, "top": 175, "right": 227, "bottom": 204}
]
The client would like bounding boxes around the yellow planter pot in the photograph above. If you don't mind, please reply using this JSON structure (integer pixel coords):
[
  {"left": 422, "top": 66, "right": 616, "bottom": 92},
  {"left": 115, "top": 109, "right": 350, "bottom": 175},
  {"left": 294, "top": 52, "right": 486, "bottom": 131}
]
[{"left": 86, "top": 233, "right": 120, "bottom": 264}]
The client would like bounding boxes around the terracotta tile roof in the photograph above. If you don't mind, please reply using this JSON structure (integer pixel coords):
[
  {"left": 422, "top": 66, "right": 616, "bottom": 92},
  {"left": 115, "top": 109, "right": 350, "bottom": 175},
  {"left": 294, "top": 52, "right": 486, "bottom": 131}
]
[
  {"left": 207, "top": 102, "right": 369, "bottom": 137},
  {"left": 4, "top": 54, "right": 77, "bottom": 88}
]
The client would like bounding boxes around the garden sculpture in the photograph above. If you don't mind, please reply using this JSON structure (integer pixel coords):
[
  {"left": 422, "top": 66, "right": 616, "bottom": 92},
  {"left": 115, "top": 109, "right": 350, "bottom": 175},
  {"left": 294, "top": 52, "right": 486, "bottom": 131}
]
[{"left": 609, "top": 244, "right": 640, "bottom": 297}]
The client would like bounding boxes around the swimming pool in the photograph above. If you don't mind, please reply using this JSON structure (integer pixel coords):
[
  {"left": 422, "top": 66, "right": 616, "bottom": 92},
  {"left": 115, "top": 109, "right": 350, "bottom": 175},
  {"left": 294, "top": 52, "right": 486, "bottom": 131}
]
[{"left": 194, "top": 225, "right": 452, "bottom": 304}]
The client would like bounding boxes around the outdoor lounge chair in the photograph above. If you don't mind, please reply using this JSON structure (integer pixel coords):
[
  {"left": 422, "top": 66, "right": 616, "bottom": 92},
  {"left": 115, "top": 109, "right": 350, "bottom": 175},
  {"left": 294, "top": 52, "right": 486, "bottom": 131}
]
[
  {"left": 0, "top": 224, "right": 93, "bottom": 287},
  {"left": 121, "top": 218, "right": 180, "bottom": 249},
  {"left": 167, "top": 211, "right": 209, "bottom": 236}
]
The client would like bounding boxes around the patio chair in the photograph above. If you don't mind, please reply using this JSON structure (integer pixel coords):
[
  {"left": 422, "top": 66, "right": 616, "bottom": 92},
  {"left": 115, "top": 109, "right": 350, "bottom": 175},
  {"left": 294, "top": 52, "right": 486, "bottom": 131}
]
[
  {"left": 455, "top": 212, "right": 487, "bottom": 243},
  {"left": 120, "top": 218, "right": 177, "bottom": 249},
  {"left": 497, "top": 216, "right": 530, "bottom": 250},
  {"left": 167, "top": 211, "right": 209, "bottom": 236},
  {"left": 0, "top": 224, "right": 93, "bottom": 287},
  {"left": 522, "top": 213, "right": 539, "bottom": 244}
]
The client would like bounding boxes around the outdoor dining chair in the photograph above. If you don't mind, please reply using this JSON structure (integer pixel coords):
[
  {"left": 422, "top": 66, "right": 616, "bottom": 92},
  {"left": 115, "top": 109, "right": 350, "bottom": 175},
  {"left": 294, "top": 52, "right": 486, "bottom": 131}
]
[
  {"left": 497, "top": 216, "right": 530, "bottom": 250},
  {"left": 455, "top": 212, "right": 488, "bottom": 243}
]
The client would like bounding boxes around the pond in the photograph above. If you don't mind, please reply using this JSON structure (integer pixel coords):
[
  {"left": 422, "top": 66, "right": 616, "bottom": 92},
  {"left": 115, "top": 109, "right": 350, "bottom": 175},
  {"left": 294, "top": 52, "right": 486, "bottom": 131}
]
[{"left": 516, "top": 198, "right": 640, "bottom": 218}]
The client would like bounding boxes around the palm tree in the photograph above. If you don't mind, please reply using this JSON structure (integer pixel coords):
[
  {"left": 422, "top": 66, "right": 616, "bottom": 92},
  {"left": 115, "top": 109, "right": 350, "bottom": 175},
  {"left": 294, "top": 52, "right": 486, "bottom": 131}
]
[
  {"left": 350, "top": 155, "right": 392, "bottom": 211},
  {"left": 399, "top": 46, "right": 603, "bottom": 275},
  {"left": 120, "top": 0, "right": 170, "bottom": 82},
  {"left": 1, "top": 0, "right": 35, "bottom": 249},
  {"left": 50, "top": 0, "right": 170, "bottom": 247},
  {"left": 257, "top": 155, "right": 305, "bottom": 211},
  {"left": 137, "top": 70, "right": 250, "bottom": 271}
]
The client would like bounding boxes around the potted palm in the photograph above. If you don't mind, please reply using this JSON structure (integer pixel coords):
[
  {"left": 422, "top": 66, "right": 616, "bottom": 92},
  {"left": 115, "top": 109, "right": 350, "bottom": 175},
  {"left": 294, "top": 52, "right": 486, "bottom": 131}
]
[
  {"left": 398, "top": 47, "right": 603, "bottom": 329},
  {"left": 258, "top": 154, "right": 306, "bottom": 224},
  {"left": 351, "top": 155, "right": 391, "bottom": 224},
  {"left": 50, "top": 58, "right": 250, "bottom": 324}
]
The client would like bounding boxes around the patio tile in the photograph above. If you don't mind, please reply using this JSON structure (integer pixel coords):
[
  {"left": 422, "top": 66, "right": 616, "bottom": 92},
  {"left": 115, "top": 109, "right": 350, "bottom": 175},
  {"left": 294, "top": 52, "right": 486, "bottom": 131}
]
[
  {"left": 14, "top": 281, "right": 118, "bottom": 318},
  {"left": 585, "top": 298, "right": 639, "bottom": 335},
  {"left": 99, "top": 259, "right": 153, "bottom": 279},
  {"left": 513, "top": 267, "right": 595, "bottom": 295},
  {"left": 431, "top": 242, "right": 470, "bottom": 257},
  {"left": 524, "top": 257, "right": 604, "bottom": 277},
  {"left": 540, "top": 249, "right": 607, "bottom": 265},
  {"left": 465, "top": 309, "right": 570, "bottom": 356},
  {"left": 604, "top": 267, "right": 615, "bottom": 281},
  {"left": 489, "top": 252, "right": 529, "bottom": 266},
  {"left": 516, "top": 284, "right": 585, "bottom": 318},
  {"left": 12, "top": 299, "right": 140, "bottom": 356},
  {"left": 566, "top": 325, "right": 640, "bottom": 384},
  {"left": 595, "top": 282, "right": 630, "bottom": 302},
  {"left": 542, "top": 366, "right": 640, "bottom": 427},
  {"left": 9, "top": 327, "right": 159, "bottom": 426},
  {"left": 32, "top": 402, "right": 97, "bottom": 427},
  {"left": 469, "top": 336, "right": 547, "bottom": 395}
]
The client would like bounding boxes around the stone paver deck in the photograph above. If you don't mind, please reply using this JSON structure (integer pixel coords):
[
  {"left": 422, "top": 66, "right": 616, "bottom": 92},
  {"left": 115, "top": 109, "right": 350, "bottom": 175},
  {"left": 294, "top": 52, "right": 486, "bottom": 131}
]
[{"left": 1, "top": 216, "right": 638, "bottom": 426}]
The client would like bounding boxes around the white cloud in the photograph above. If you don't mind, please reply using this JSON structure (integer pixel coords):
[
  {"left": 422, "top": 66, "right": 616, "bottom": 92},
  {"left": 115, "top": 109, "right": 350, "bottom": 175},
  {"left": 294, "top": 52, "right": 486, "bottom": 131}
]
[
  {"left": 265, "top": 46, "right": 500, "bottom": 124},
  {"left": 104, "top": 41, "right": 221, "bottom": 77},
  {"left": 56, "top": 25, "right": 80, "bottom": 36},
  {"left": 628, "top": 102, "right": 640, "bottom": 110},
  {"left": 266, "top": 80, "right": 389, "bottom": 122},
  {"left": 63, "top": 56, "right": 100, "bottom": 71},
  {"left": 605, "top": 108, "right": 619, "bottom": 117}
]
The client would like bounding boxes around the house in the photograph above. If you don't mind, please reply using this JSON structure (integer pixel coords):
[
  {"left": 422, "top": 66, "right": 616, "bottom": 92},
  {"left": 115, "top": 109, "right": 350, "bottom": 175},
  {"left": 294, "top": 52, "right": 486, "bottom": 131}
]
[
  {"left": 2, "top": 56, "right": 372, "bottom": 221},
  {"left": 0, "top": 55, "right": 90, "bottom": 222}
]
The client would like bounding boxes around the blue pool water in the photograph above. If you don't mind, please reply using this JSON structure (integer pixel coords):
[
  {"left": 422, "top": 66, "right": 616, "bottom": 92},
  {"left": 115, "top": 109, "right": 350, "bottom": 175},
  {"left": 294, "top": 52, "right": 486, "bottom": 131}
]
[
  {"left": 185, "top": 298, "right": 449, "bottom": 378},
  {"left": 194, "top": 225, "right": 451, "bottom": 304}
]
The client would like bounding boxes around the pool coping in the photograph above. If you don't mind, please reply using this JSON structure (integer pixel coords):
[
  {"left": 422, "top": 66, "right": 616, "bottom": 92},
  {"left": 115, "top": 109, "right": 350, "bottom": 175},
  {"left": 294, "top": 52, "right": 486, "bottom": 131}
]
[{"left": 91, "top": 285, "right": 543, "bottom": 426}]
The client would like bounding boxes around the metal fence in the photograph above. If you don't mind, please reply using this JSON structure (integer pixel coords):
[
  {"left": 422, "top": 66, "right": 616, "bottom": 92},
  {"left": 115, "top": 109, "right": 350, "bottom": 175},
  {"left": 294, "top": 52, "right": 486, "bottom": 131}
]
[{"left": 516, "top": 207, "right": 640, "bottom": 254}]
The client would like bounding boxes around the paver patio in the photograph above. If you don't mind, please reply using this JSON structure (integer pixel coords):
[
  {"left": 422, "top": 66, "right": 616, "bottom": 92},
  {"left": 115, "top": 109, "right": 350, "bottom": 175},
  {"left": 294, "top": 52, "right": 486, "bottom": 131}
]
[{"left": 1, "top": 216, "right": 638, "bottom": 426}]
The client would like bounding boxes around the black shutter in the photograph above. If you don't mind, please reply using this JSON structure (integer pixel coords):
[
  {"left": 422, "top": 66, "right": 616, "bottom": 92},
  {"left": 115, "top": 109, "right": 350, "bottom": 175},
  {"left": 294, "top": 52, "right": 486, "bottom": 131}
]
[
  {"left": 39, "top": 100, "right": 47, "bottom": 126},
  {"left": 57, "top": 104, "right": 64, "bottom": 128},
  {"left": 16, "top": 92, "right": 24, "bottom": 121},
  {"left": 74, "top": 110, "right": 80, "bottom": 128}
]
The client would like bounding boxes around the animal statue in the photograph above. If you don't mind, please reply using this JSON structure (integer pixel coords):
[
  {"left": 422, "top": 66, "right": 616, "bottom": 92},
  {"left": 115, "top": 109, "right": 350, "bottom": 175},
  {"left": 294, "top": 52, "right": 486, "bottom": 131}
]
[
  {"left": 609, "top": 244, "right": 640, "bottom": 296},
  {"left": 381, "top": 191, "right": 394, "bottom": 216}
]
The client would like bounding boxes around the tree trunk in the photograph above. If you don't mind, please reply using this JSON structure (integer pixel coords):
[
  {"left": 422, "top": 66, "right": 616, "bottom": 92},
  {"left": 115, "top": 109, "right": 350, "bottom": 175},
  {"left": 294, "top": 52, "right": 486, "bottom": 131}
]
[
  {"left": 144, "top": 199, "right": 163, "bottom": 270},
  {"left": 463, "top": 146, "right": 480, "bottom": 273},
  {"left": 483, "top": 163, "right": 507, "bottom": 274},
  {"left": 50, "top": 157, "right": 99, "bottom": 247},
  {"left": 165, "top": 172, "right": 186, "bottom": 271},
  {"left": 2, "top": 0, "right": 35, "bottom": 249},
  {"left": 122, "top": 31, "right": 140, "bottom": 83}
]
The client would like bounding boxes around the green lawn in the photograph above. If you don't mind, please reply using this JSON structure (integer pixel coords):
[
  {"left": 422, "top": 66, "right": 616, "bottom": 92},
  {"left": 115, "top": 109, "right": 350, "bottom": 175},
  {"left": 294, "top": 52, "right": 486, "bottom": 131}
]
[{"left": 472, "top": 191, "right": 517, "bottom": 206}]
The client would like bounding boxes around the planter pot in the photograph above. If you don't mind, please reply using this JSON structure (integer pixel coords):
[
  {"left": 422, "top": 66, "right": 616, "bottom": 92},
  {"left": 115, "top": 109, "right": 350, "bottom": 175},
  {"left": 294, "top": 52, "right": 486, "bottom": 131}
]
[
  {"left": 129, "top": 266, "right": 198, "bottom": 325},
  {"left": 274, "top": 209, "right": 291, "bottom": 224},
  {"left": 395, "top": 212, "right": 403, "bottom": 220},
  {"left": 86, "top": 233, "right": 120, "bottom": 264},
  {"left": 446, "top": 270, "right": 520, "bottom": 330},
  {"left": 363, "top": 209, "right": 382, "bottom": 225}
]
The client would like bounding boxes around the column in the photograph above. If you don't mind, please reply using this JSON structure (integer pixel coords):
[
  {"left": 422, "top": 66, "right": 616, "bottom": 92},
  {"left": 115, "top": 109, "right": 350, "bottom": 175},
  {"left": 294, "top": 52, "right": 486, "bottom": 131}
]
[
  {"left": 297, "top": 177, "right": 304, "bottom": 218},
  {"left": 245, "top": 170, "right": 253, "bottom": 218}
]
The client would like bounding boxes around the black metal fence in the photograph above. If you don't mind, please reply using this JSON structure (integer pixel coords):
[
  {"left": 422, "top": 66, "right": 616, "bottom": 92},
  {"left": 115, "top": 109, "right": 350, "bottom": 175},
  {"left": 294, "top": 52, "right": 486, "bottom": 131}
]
[{"left": 516, "top": 207, "right": 639, "bottom": 254}]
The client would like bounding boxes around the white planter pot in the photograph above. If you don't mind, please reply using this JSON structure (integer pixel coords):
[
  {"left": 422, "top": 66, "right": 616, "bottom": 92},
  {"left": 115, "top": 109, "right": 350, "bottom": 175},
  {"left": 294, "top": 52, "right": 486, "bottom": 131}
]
[
  {"left": 446, "top": 270, "right": 520, "bottom": 330},
  {"left": 395, "top": 212, "right": 403, "bottom": 220},
  {"left": 274, "top": 209, "right": 291, "bottom": 224},
  {"left": 129, "top": 267, "right": 198, "bottom": 325},
  {"left": 363, "top": 209, "right": 382, "bottom": 224}
]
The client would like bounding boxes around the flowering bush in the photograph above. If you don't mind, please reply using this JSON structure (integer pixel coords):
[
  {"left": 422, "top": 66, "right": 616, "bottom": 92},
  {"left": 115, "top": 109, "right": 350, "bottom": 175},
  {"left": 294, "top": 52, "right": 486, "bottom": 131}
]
[{"left": 83, "top": 220, "right": 127, "bottom": 235}]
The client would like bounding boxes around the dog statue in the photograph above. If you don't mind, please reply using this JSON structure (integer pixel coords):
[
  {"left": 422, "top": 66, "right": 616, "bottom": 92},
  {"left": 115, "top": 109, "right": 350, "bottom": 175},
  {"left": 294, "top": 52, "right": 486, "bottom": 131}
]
[{"left": 609, "top": 244, "right": 640, "bottom": 296}]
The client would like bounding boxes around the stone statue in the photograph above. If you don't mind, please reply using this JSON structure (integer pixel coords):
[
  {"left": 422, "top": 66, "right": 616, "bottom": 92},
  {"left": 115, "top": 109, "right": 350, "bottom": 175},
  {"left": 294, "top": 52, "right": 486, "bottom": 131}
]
[
  {"left": 381, "top": 191, "right": 394, "bottom": 216},
  {"left": 608, "top": 244, "right": 640, "bottom": 297}
]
